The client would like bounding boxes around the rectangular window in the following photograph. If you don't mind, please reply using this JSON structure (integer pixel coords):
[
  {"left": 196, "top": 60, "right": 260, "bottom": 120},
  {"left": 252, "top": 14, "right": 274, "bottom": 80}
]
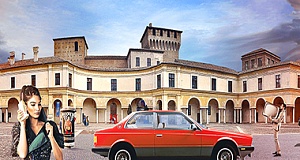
[
  {"left": 211, "top": 78, "right": 216, "bottom": 91},
  {"left": 111, "top": 79, "right": 117, "bottom": 91},
  {"left": 251, "top": 59, "right": 255, "bottom": 68},
  {"left": 87, "top": 78, "right": 92, "bottom": 90},
  {"left": 174, "top": 32, "right": 177, "bottom": 38},
  {"left": 298, "top": 75, "right": 300, "bottom": 88},
  {"left": 258, "top": 58, "right": 262, "bottom": 67},
  {"left": 152, "top": 29, "right": 156, "bottom": 35},
  {"left": 11, "top": 77, "right": 15, "bottom": 88},
  {"left": 75, "top": 41, "right": 78, "bottom": 51},
  {"left": 136, "top": 78, "right": 141, "bottom": 91},
  {"left": 243, "top": 81, "right": 247, "bottom": 92},
  {"left": 169, "top": 73, "right": 175, "bottom": 87},
  {"left": 157, "top": 61, "right": 160, "bottom": 65},
  {"left": 55, "top": 73, "right": 60, "bottom": 85},
  {"left": 276, "top": 75, "right": 281, "bottom": 88},
  {"left": 228, "top": 81, "right": 232, "bottom": 92},
  {"left": 258, "top": 78, "right": 262, "bottom": 90},
  {"left": 192, "top": 76, "right": 197, "bottom": 89},
  {"left": 267, "top": 58, "right": 271, "bottom": 65},
  {"left": 136, "top": 57, "right": 140, "bottom": 67},
  {"left": 167, "top": 30, "right": 170, "bottom": 37},
  {"left": 160, "top": 30, "right": 163, "bottom": 36},
  {"left": 157, "top": 74, "right": 161, "bottom": 89},
  {"left": 31, "top": 75, "right": 36, "bottom": 86},
  {"left": 245, "top": 61, "right": 249, "bottom": 70},
  {"left": 147, "top": 58, "right": 151, "bottom": 67},
  {"left": 69, "top": 73, "right": 72, "bottom": 88}
]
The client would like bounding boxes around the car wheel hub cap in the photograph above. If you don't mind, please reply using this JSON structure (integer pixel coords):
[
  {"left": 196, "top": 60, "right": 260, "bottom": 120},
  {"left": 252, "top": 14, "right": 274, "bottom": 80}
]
[
  {"left": 217, "top": 148, "right": 233, "bottom": 160},
  {"left": 115, "top": 149, "right": 131, "bottom": 160}
]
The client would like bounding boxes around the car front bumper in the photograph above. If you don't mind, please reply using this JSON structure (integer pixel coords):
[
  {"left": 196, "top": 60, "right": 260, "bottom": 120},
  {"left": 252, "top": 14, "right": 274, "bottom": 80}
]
[
  {"left": 238, "top": 146, "right": 254, "bottom": 158},
  {"left": 91, "top": 147, "right": 110, "bottom": 157}
]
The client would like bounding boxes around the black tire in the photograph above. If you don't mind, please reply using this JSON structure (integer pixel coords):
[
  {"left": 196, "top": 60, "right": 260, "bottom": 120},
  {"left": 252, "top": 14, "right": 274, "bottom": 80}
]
[
  {"left": 211, "top": 145, "right": 237, "bottom": 160},
  {"left": 109, "top": 146, "right": 136, "bottom": 160}
]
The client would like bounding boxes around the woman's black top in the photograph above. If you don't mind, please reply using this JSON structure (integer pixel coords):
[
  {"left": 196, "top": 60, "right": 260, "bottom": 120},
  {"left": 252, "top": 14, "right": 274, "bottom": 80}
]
[{"left": 11, "top": 120, "right": 64, "bottom": 160}]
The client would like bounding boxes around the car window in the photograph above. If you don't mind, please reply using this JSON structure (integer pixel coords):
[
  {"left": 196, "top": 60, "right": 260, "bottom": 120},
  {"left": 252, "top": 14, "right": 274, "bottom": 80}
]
[
  {"left": 157, "top": 113, "right": 192, "bottom": 130},
  {"left": 125, "top": 112, "right": 153, "bottom": 129}
]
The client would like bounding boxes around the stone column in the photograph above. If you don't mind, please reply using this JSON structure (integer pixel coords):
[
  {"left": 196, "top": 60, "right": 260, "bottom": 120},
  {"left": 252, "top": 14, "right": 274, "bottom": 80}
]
[
  {"left": 254, "top": 109, "right": 257, "bottom": 123},
  {"left": 200, "top": 109, "right": 202, "bottom": 124},
  {"left": 96, "top": 109, "right": 99, "bottom": 123},
  {"left": 240, "top": 109, "right": 242, "bottom": 124},
  {"left": 206, "top": 108, "right": 209, "bottom": 124},
  {"left": 223, "top": 109, "right": 226, "bottom": 124},
  {"left": 218, "top": 109, "right": 221, "bottom": 123}
]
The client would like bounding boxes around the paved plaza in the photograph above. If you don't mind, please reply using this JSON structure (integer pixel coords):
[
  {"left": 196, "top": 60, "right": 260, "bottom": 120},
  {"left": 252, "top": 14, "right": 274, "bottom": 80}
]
[{"left": 1, "top": 122, "right": 300, "bottom": 160}]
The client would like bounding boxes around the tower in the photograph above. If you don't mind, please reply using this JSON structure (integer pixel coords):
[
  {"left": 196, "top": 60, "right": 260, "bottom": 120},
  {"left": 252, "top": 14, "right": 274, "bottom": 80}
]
[
  {"left": 53, "top": 36, "right": 88, "bottom": 65},
  {"left": 140, "top": 23, "right": 182, "bottom": 62}
]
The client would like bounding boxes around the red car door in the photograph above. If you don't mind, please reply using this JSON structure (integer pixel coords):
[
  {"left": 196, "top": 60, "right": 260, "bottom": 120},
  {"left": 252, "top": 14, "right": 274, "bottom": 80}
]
[{"left": 154, "top": 112, "right": 202, "bottom": 157}]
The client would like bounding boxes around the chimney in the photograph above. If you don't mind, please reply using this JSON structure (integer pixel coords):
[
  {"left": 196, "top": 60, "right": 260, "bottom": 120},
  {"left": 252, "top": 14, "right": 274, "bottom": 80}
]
[
  {"left": 149, "top": 23, "right": 152, "bottom": 27},
  {"left": 22, "top": 53, "right": 26, "bottom": 60},
  {"left": 33, "top": 46, "right": 39, "bottom": 62},
  {"left": 9, "top": 51, "right": 15, "bottom": 65}
]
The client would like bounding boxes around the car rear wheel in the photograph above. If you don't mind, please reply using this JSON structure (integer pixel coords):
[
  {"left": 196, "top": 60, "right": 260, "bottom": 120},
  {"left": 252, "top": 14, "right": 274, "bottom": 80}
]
[
  {"left": 109, "top": 146, "right": 136, "bottom": 160},
  {"left": 212, "top": 145, "right": 237, "bottom": 160}
]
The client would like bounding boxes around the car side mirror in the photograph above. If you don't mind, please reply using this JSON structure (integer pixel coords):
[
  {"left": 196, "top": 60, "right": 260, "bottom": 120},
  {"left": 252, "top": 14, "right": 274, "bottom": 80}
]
[{"left": 191, "top": 124, "right": 197, "bottom": 131}]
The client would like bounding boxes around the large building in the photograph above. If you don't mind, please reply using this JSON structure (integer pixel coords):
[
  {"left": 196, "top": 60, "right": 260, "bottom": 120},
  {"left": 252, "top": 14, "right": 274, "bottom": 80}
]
[{"left": 1, "top": 23, "right": 300, "bottom": 124}]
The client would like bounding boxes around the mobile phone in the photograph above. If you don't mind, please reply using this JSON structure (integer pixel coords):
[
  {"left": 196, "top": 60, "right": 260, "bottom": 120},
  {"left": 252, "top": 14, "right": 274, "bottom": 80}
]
[{"left": 18, "top": 100, "right": 29, "bottom": 121}]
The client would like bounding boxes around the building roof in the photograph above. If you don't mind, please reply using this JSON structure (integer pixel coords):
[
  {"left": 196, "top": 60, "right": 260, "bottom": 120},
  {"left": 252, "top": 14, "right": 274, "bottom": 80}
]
[
  {"left": 53, "top": 36, "right": 89, "bottom": 49},
  {"left": 241, "top": 48, "right": 280, "bottom": 60},
  {"left": 0, "top": 57, "right": 67, "bottom": 70},
  {"left": 173, "top": 59, "right": 238, "bottom": 74},
  {"left": 85, "top": 55, "right": 127, "bottom": 60}
]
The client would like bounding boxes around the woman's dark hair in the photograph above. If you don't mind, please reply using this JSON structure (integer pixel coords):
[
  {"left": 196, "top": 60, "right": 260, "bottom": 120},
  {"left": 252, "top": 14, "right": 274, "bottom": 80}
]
[
  {"left": 20, "top": 85, "right": 42, "bottom": 103},
  {"left": 20, "top": 85, "right": 47, "bottom": 122}
]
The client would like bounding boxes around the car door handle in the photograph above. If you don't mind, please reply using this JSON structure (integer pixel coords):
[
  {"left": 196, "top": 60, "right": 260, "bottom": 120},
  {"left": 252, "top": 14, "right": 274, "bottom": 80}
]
[{"left": 156, "top": 134, "right": 163, "bottom": 137}]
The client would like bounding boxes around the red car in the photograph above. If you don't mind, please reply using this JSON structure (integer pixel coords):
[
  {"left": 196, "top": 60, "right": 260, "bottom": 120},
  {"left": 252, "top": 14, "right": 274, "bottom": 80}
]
[{"left": 92, "top": 110, "right": 254, "bottom": 160}]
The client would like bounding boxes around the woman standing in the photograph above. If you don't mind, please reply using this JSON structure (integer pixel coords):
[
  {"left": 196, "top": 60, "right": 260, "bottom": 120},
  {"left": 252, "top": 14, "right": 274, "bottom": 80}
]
[{"left": 11, "top": 85, "right": 64, "bottom": 159}]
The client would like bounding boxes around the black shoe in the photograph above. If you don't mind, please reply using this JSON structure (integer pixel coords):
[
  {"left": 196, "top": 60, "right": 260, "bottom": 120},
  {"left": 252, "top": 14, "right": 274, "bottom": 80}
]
[
  {"left": 274, "top": 153, "right": 281, "bottom": 157},
  {"left": 272, "top": 151, "right": 277, "bottom": 155}
]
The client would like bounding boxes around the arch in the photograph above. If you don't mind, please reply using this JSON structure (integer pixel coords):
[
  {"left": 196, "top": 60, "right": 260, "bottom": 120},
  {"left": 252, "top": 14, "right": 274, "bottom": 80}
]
[
  {"left": 107, "top": 98, "right": 122, "bottom": 123},
  {"left": 225, "top": 100, "right": 234, "bottom": 123},
  {"left": 131, "top": 98, "right": 146, "bottom": 111},
  {"left": 156, "top": 40, "right": 159, "bottom": 50},
  {"left": 8, "top": 98, "right": 18, "bottom": 122},
  {"left": 159, "top": 40, "right": 162, "bottom": 50},
  {"left": 162, "top": 40, "right": 165, "bottom": 50},
  {"left": 208, "top": 99, "right": 219, "bottom": 123},
  {"left": 188, "top": 97, "right": 200, "bottom": 122},
  {"left": 53, "top": 99, "right": 62, "bottom": 124},
  {"left": 295, "top": 97, "right": 300, "bottom": 122},
  {"left": 168, "top": 100, "right": 176, "bottom": 110},
  {"left": 83, "top": 98, "right": 97, "bottom": 123},
  {"left": 273, "top": 97, "right": 284, "bottom": 106},
  {"left": 156, "top": 100, "right": 162, "bottom": 110},
  {"left": 256, "top": 98, "right": 265, "bottom": 123},
  {"left": 241, "top": 100, "right": 250, "bottom": 123}
]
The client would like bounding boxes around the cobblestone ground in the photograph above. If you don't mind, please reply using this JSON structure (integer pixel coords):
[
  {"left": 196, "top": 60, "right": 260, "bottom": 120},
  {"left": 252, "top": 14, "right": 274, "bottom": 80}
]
[{"left": 1, "top": 122, "right": 300, "bottom": 159}]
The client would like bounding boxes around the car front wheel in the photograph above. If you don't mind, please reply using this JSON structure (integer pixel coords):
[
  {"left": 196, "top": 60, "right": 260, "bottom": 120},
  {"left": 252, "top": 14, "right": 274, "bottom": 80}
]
[{"left": 212, "top": 145, "right": 237, "bottom": 160}]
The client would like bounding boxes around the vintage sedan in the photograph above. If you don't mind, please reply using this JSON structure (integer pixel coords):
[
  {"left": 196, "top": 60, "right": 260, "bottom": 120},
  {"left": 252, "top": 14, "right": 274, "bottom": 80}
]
[{"left": 92, "top": 110, "right": 254, "bottom": 160}]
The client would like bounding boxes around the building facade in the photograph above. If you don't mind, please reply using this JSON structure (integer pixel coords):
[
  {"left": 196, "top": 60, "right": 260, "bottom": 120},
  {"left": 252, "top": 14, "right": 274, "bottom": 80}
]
[{"left": 1, "top": 24, "right": 300, "bottom": 124}]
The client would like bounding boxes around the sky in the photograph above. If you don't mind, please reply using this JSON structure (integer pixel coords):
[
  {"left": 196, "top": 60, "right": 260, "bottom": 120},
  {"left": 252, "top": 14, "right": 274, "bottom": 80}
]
[{"left": 0, "top": 0, "right": 299, "bottom": 71}]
